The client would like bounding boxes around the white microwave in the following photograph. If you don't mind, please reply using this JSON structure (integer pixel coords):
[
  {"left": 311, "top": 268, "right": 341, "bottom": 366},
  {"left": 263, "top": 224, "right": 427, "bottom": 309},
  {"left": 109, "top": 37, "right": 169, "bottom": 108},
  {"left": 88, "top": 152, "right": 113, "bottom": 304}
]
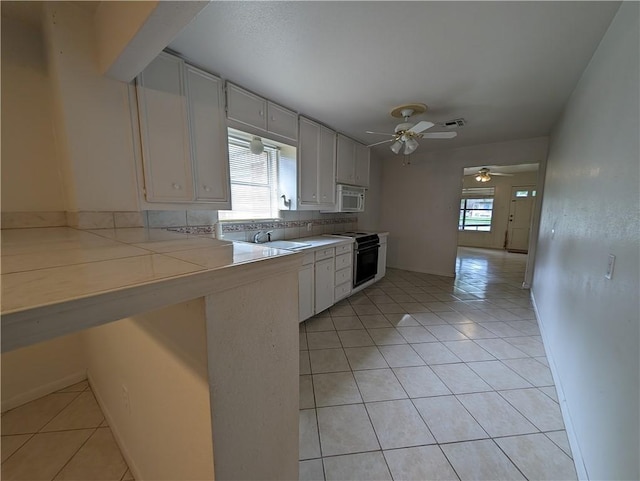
[{"left": 322, "top": 184, "right": 366, "bottom": 213}]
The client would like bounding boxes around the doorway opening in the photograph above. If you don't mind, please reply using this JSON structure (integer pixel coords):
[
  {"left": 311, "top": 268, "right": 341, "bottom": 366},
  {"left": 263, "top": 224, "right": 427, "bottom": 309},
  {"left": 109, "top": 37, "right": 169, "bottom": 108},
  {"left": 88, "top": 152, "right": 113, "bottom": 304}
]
[{"left": 456, "top": 163, "right": 541, "bottom": 287}]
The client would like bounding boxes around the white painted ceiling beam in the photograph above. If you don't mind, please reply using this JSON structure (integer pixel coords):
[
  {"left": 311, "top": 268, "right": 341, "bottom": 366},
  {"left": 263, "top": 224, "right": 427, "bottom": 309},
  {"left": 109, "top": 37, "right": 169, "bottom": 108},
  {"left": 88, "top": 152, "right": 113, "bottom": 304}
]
[{"left": 95, "top": 0, "right": 209, "bottom": 82}]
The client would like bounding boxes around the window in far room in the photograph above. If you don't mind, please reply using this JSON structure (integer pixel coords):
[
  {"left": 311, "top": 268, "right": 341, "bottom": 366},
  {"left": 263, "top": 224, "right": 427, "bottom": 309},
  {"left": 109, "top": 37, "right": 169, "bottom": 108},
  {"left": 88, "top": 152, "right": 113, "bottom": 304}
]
[
  {"left": 459, "top": 187, "right": 495, "bottom": 232},
  {"left": 218, "top": 137, "right": 280, "bottom": 221}
]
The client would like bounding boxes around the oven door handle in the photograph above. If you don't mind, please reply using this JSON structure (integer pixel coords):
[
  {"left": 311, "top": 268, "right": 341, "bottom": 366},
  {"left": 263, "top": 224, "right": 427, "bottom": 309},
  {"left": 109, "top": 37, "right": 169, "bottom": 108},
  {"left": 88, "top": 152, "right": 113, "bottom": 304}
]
[{"left": 355, "top": 244, "right": 380, "bottom": 253}]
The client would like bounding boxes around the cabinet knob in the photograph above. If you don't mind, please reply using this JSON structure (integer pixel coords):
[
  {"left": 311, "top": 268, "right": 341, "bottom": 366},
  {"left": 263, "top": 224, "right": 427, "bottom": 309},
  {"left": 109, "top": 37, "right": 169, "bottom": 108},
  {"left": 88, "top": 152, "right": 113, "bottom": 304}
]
[
  {"left": 270, "top": 116, "right": 275, "bottom": 121},
  {"left": 203, "top": 185, "right": 211, "bottom": 192},
  {"left": 259, "top": 110, "right": 264, "bottom": 116},
  {"left": 312, "top": 194, "right": 316, "bottom": 199},
  {"left": 172, "top": 183, "right": 181, "bottom": 190}
]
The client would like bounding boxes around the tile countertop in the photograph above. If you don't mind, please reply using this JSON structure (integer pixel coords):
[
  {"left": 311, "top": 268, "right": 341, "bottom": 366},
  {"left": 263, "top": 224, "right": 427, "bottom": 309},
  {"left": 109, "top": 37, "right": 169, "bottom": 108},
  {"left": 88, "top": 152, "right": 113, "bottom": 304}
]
[{"left": 0, "top": 227, "right": 305, "bottom": 352}]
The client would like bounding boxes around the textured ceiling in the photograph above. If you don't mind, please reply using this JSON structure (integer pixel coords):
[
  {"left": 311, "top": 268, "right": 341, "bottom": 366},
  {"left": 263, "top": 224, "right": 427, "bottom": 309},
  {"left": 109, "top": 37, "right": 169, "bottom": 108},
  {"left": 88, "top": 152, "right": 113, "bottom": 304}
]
[{"left": 170, "top": 2, "right": 619, "bottom": 152}]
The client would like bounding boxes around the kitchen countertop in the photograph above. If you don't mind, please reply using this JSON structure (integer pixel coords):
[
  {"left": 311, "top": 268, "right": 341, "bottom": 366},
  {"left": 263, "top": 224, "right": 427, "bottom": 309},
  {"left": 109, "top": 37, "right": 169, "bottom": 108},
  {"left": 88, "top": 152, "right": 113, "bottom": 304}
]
[
  {"left": 0, "top": 227, "right": 303, "bottom": 351},
  {"left": 272, "top": 235, "right": 354, "bottom": 250}
]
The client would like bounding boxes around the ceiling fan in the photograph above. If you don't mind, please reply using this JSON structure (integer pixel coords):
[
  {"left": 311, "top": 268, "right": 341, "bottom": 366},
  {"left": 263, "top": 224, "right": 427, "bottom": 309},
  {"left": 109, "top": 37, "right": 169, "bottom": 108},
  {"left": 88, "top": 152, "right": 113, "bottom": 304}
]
[
  {"left": 474, "top": 167, "right": 514, "bottom": 183},
  {"left": 366, "top": 103, "right": 457, "bottom": 155}
]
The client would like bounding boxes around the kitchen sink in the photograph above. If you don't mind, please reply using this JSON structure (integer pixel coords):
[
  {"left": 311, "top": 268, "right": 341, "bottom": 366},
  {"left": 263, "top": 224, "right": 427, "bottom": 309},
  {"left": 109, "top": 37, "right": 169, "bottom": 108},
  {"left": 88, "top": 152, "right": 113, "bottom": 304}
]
[{"left": 261, "top": 240, "right": 312, "bottom": 250}]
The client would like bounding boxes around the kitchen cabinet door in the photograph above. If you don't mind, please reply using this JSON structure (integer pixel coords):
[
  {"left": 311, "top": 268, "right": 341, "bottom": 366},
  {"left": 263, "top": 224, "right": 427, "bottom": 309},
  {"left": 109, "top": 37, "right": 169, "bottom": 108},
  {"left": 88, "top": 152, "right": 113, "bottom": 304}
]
[
  {"left": 136, "top": 53, "right": 193, "bottom": 202},
  {"left": 299, "top": 264, "right": 314, "bottom": 322},
  {"left": 318, "top": 125, "right": 336, "bottom": 204},
  {"left": 186, "top": 66, "right": 231, "bottom": 206},
  {"left": 299, "top": 117, "right": 336, "bottom": 208},
  {"left": 314, "top": 257, "right": 335, "bottom": 314},
  {"left": 267, "top": 103, "right": 297, "bottom": 142},
  {"left": 354, "top": 142, "right": 370, "bottom": 187},
  {"left": 336, "top": 134, "right": 356, "bottom": 185},
  {"left": 298, "top": 117, "right": 320, "bottom": 204},
  {"left": 226, "top": 83, "right": 267, "bottom": 131}
]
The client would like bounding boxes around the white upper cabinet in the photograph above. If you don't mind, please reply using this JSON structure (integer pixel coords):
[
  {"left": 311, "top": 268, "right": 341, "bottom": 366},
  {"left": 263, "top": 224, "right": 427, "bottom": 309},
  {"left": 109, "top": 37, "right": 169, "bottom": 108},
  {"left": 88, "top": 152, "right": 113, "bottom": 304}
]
[
  {"left": 136, "top": 52, "right": 230, "bottom": 207},
  {"left": 298, "top": 117, "right": 336, "bottom": 209},
  {"left": 318, "top": 125, "right": 337, "bottom": 204},
  {"left": 226, "top": 83, "right": 267, "bottom": 130},
  {"left": 185, "top": 66, "right": 230, "bottom": 203},
  {"left": 299, "top": 117, "right": 320, "bottom": 204},
  {"left": 226, "top": 83, "right": 297, "bottom": 142},
  {"left": 336, "top": 134, "right": 370, "bottom": 187},
  {"left": 267, "top": 102, "right": 298, "bottom": 142},
  {"left": 136, "top": 53, "right": 193, "bottom": 202}
]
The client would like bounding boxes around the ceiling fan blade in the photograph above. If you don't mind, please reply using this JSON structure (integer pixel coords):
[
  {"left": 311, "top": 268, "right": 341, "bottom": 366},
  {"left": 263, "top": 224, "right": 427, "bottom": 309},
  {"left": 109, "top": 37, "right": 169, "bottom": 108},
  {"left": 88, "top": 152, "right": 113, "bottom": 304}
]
[
  {"left": 367, "top": 138, "right": 393, "bottom": 147},
  {"left": 421, "top": 131, "right": 458, "bottom": 139},
  {"left": 365, "top": 131, "right": 394, "bottom": 136},
  {"left": 491, "top": 172, "right": 514, "bottom": 176},
  {"left": 408, "top": 121, "right": 434, "bottom": 134}
]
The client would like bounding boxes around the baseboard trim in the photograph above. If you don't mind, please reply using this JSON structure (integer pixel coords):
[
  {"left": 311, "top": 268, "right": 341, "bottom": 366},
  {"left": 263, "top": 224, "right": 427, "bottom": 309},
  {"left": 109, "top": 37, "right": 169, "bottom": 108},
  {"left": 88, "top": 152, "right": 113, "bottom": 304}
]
[
  {"left": 530, "top": 291, "right": 589, "bottom": 480},
  {"left": 1, "top": 370, "right": 87, "bottom": 413},
  {"left": 87, "top": 371, "right": 142, "bottom": 481}
]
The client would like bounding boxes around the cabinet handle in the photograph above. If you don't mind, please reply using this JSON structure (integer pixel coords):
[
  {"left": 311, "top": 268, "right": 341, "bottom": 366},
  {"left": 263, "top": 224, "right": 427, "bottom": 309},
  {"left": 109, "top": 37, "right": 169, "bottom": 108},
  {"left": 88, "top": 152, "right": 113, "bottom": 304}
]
[
  {"left": 172, "top": 183, "right": 181, "bottom": 190},
  {"left": 203, "top": 185, "right": 211, "bottom": 192}
]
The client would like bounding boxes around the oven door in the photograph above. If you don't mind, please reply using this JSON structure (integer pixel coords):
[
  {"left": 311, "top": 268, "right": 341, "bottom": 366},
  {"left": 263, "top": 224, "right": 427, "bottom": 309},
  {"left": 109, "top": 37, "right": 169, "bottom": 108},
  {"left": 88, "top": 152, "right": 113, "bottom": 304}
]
[{"left": 354, "top": 244, "right": 379, "bottom": 287}]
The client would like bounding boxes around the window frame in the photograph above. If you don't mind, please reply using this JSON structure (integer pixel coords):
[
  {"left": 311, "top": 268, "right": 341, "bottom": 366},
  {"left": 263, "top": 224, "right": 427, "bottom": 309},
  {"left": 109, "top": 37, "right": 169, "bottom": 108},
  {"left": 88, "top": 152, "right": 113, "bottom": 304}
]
[
  {"left": 218, "top": 136, "right": 281, "bottom": 222},
  {"left": 459, "top": 187, "right": 495, "bottom": 232}
]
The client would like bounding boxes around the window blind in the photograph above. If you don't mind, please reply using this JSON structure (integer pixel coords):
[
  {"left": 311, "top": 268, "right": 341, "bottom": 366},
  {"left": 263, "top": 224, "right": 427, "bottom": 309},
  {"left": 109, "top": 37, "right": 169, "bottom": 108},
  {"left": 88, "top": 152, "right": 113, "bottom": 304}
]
[{"left": 218, "top": 138, "right": 279, "bottom": 221}]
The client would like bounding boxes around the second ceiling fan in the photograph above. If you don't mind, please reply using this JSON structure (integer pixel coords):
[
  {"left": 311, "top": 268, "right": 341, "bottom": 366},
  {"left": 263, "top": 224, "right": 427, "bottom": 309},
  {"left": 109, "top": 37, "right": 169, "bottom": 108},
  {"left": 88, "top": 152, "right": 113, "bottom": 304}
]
[{"left": 366, "top": 103, "right": 457, "bottom": 155}]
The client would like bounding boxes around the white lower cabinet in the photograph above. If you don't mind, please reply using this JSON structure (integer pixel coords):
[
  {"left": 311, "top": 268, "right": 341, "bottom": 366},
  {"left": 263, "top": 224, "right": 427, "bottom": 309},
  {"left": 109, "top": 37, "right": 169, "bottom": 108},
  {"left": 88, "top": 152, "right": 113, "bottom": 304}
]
[
  {"left": 297, "top": 241, "right": 354, "bottom": 322},
  {"left": 314, "top": 256, "right": 335, "bottom": 314},
  {"left": 298, "top": 262, "right": 314, "bottom": 322},
  {"left": 334, "top": 244, "right": 353, "bottom": 301}
]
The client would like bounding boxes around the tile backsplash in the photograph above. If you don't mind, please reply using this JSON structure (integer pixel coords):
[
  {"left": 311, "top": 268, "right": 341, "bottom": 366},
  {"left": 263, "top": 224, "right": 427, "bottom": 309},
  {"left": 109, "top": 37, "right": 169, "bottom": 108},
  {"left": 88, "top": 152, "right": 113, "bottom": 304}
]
[{"left": 163, "top": 210, "right": 358, "bottom": 241}]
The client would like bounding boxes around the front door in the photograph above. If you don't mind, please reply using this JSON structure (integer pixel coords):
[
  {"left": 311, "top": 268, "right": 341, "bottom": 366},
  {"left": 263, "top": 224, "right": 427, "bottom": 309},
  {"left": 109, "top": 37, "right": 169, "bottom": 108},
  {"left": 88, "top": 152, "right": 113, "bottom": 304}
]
[{"left": 507, "top": 185, "right": 536, "bottom": 253}]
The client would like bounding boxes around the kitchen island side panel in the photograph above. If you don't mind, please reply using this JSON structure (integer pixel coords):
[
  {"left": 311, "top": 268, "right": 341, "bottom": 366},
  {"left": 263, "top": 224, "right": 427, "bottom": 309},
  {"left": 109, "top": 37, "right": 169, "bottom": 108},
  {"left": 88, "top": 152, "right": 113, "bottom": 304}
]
[{"left": 206, "top": 269, "right": 299, "bottom": 481}]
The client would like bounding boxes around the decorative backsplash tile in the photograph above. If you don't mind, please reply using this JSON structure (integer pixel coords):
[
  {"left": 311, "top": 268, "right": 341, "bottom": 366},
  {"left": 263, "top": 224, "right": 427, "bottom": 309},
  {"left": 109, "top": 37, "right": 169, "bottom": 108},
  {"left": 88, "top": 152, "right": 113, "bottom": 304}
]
[{"left": 165, "top": 212, "right": 358, "bottom": 239}]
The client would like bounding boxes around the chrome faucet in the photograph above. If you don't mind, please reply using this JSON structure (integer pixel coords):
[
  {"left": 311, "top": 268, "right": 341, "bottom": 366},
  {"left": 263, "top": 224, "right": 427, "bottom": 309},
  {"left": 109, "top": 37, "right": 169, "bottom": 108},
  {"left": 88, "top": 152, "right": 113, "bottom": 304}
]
[{"left": 253, "top": 230, "right": 273, "bottom": 243}]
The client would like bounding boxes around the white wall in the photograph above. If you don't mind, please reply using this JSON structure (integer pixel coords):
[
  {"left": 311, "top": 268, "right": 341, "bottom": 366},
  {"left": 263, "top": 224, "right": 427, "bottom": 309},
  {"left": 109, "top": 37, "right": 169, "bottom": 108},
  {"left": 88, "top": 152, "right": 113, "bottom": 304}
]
[
  {"left": 532, "top": 3, "right": 639, "bottom": 480},
  {"left": 1, "top": 333, "right": 86, "bottom": 412},
  {"left": 82, "top": 300, "right": 214, "bottom": 480},
  {"left": 458, "top": 171, "right": 538, "bottom": 249},
  {"left": 42, "top": 2, "right": 140, "bottom": 213},
  {"left": 1, "top": 16, "right": 66, "bottom": 212},
  {"left": 378, "top": 137, "right": 548, "bottom": 276}
]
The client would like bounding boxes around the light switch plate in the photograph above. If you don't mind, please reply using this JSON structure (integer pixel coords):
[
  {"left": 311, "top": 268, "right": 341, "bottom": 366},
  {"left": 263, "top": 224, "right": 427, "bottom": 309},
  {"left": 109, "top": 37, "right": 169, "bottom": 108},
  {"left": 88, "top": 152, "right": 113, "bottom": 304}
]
[{"left": 605, "top": 254, "right": 615, "bottom": 280}]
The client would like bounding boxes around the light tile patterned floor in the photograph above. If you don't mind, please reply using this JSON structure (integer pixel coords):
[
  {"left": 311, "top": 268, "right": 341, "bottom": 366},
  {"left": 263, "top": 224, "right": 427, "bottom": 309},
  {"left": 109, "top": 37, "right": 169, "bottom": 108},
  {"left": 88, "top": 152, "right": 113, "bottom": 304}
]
[
  {"left": 299, "top": 247, "right": 577, "bottom": 481},
  {"left": 1, "top": 381, "right": 133, "bottom": 481}
]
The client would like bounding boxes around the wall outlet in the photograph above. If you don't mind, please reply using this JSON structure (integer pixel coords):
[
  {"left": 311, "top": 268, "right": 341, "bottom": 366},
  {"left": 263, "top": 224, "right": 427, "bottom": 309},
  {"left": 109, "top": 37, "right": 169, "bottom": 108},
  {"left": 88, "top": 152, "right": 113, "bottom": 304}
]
[
  {"left": 307, "top": 222, "right": 312, "bottom": 232},
  {"left": 121, "top": 384, "right": 130, "bottom": 414}
]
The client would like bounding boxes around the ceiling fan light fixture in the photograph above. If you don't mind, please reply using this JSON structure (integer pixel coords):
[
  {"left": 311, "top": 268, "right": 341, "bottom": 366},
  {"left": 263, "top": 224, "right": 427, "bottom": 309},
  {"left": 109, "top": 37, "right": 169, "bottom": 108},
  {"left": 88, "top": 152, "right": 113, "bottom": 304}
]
[
  {"left": 249, "top": 136, "right": 264, "bottom": 155},
  {"left": 390, "top": 140, "right": 403, "bottom": 154},
  {"left": 404, "top": 137, "right": 419, "bottom": 155},
  {"left": 475, "top": 174, "right": 483, "bottom": 182}
]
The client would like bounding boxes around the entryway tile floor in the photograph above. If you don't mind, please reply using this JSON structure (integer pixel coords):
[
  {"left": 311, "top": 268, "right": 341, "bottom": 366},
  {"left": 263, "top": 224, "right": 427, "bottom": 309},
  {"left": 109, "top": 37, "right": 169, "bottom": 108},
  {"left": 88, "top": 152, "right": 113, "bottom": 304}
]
[
  {"left": 299, "top": 247, "right": 577, "bottom": 481},
  {"left": 1, "top": 380, "right": 133, "bottom": 481}
]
